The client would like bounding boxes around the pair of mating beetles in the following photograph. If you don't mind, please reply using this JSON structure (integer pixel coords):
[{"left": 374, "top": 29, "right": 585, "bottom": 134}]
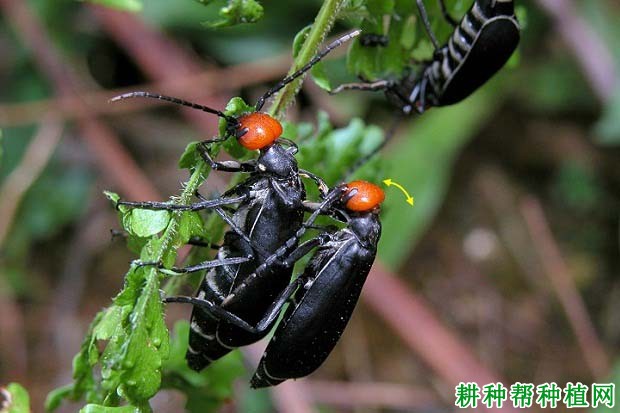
[{"left": 113, "top": 0, "right": 519, "bottom": 387}]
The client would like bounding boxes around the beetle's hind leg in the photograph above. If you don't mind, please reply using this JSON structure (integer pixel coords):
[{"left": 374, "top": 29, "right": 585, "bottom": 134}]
[
  {"left": 330, "top": 79, "right": 392, "bottom": 95},
  {"left": 116, "top": 193, "right": 247, "bottom": 211},
  {"left": 133, "top": 256, "right": 252, "bottom": 276},
  {"left": 196, "top": 140, "right": 257, "bottom": 173},
  {"left": 437, "top": 0, "right": 458, "bottom": 26},
  {"left": 416, "top": 0, "right": 441, "bottom": 50},
  {"left": 165, "top": 274, "right": 309, "bottom": 334}
]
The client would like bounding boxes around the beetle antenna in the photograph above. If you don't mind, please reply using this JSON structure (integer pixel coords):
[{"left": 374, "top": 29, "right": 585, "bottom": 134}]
[
  {"left": 109, "top": 92, "right": 238, "bottom": 124},
  {"left": 254, "top": 29, "right": 362, "bottom": 111}
]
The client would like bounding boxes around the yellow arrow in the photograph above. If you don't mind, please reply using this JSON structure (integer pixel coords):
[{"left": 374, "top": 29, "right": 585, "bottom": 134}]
[{"left": 383, "top": 178, "right": 415, "bottom": 206}]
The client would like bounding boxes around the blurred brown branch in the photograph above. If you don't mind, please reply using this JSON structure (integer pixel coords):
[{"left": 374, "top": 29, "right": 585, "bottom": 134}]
[
  {"left": 0, "top": 116, "right": 62, "bottom": 247},
  {"left": 0, "top": 56, "right": 290, "bottom": 127},
  {"left": 521, "top": 196, "right": 610, "bottom": 379},
  {"left": 535, "top": 0, "right": 617, "bottom": 102},
  {"left": 363, "top": 262, "right": 520, "bottom": 413},
  {"left": 0, "top": 0, "right": 159, "bottom": 200},
  {"left": 92, "top": 5, "right": 227, "bottom": 135}
]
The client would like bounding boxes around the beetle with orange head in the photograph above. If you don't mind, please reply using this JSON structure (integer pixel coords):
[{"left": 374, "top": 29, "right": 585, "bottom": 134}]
[{"left": 110, "top": 31, "right": 361, "bottom": 371}]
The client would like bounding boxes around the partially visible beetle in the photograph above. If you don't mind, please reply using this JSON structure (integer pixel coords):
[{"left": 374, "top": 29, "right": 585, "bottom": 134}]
[
  {"left": 251, "top": 180, "right": 383, "bottom": 387},
  {"left": 333, "top": 0, "right": 520, "bottom": 114}
]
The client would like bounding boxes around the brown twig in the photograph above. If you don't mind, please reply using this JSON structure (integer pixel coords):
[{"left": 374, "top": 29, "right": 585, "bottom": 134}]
[
  {"left": 0, "top": 116, "right": 63, "bottom": 247},
  {"left": 520, "top": 196, "right": 610, "bottom": 379},
  {"left": 91, "top": 5, "right": 227, "bottom": 135},
  {"left": 0, "top": 0, "right": 159, "bottom": 200},
  {"left": 535, "top": 0, "right": 617, "bottom": 103},
  {"left": 0, "top": 55, "right": 291, "bottom": 127}
]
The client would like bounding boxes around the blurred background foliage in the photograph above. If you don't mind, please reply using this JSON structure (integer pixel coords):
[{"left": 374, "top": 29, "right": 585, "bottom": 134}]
[{"left": 1, "top": 0, "right": 620, "bottom": 412}]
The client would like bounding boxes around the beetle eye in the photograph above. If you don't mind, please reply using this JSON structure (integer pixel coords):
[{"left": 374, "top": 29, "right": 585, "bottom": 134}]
[{"left": 258, "top": 163, "right": 267, "bottom": 171}]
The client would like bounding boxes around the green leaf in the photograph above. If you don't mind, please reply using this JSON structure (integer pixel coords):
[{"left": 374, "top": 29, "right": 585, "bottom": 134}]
[
  {"left": 104, "top": 191, "right": 120, "bottom": 205},
  {"left": 292, "top": 26, "right": 312, "bottom": 59},
  {"left": 200, "top": 0, "right": 264, "bottom": 28},
  {"left": 126, "top": 209, "right": 171, "bottom": 238},
  {"left": 2, "top": 383, "right": 31, "bottom": 413},
  {"left": 178, "top": 142, "right": 202, "bottom": 170},
  {"left": 79, "top": 405, "right": 140, "bottom": 413},
  {"left": 45, "top": 385, "right": 72, "bottom": 412},
  {"left": 176, "top": 212, "right": 206, "bottom": 248},
  {"left": 221, "top": 97, "right": 254, "bottom": 159},
  {"left": 49, "top": 162, "right": 209, "bottom": 410},
  {"left": 297, "top": 111, "right": 385, "bottom": 196},
  {"left": 310, "top": 62, "right": 331, "bottom": 91},
  {"left": 80, "top": 0, "right": 142, "bottom": 12}
]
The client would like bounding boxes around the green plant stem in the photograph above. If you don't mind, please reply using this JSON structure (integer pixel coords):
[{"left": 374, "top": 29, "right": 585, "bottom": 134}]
[
  {"left": 268, "top": 0, "right": 347, "bottom": 117},
  {"left": 160, "top": 163, "right": 209, "bottom": 295}
]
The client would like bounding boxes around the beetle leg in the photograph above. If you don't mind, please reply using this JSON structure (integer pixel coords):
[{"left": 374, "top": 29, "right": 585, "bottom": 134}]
[
  {"left": 437, "top": 0, "right": 458, "bottom": 26},
  {"left": 197, "top": 141, "right": 257, "bottom": 173},
  {"left": 116, "top": 194, "right": 247, "bottom": 211},
  {"left": 165, "top": 275, "right": 309, "bottom": 334},
  {"left": 416, "top": 0, "right": 441, "bottom": 50},
  {"left": 416, "top": 76, "right": 430, "bottom": 114},
  {"left": 221, "top": 187, "right": 345, "bottom": 306},
  {"left": 330, "top": 79, "right": 392, "bottom": 95},
  {"left": 164, "top": 256, "right": 251, "bottom": 274},
  {"left": 193, "top": 194, "right": 271, "bottom": 259},
  {"left": 298, "top": 169, "right": 330, "bottom": 198},
  {"left": 132, "top": 256, "right": 251, "bottom": 275}
]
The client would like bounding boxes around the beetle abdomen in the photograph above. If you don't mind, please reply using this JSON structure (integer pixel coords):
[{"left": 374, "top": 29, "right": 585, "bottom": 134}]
[
  {"left": 439, "top": 15, "right": 520, "bottom": 105},
  {"left": 251, "top": 240, "right": 375, "bottom": 387}
]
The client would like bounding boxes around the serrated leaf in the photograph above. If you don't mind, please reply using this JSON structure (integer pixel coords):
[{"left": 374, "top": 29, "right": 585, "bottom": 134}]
[
  {"left": 80, "top": 0, "right": 142, "bottom": 12},
  {"left": 2, "top": 383, "right": 31, "bottom": 413},
  {"left": 178, "top": 142, "right": 202, "bottom": 170},
  {"left": 117, "top": 287, "right": 169, "bottom": 403},
  {"left": 93, "top": 306, "right": 124, "bottom": 341},
  {"left": 202, "top": 0, "right": 264, "bottom": 29},
  {"left": 127, "top": 210, "right": 170, "bottom": 238},
  {"left": 176, "top": 211, "right": 206, "bottom": 247},
  {"left": 223, "top": 96, "right": 254, "bottom": 119},
  {"left": 49, "top": 159, "right": 209, "bottom": 410},
  {"left": 297, "top": 112, "right": 384, "bottom": 187}
]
